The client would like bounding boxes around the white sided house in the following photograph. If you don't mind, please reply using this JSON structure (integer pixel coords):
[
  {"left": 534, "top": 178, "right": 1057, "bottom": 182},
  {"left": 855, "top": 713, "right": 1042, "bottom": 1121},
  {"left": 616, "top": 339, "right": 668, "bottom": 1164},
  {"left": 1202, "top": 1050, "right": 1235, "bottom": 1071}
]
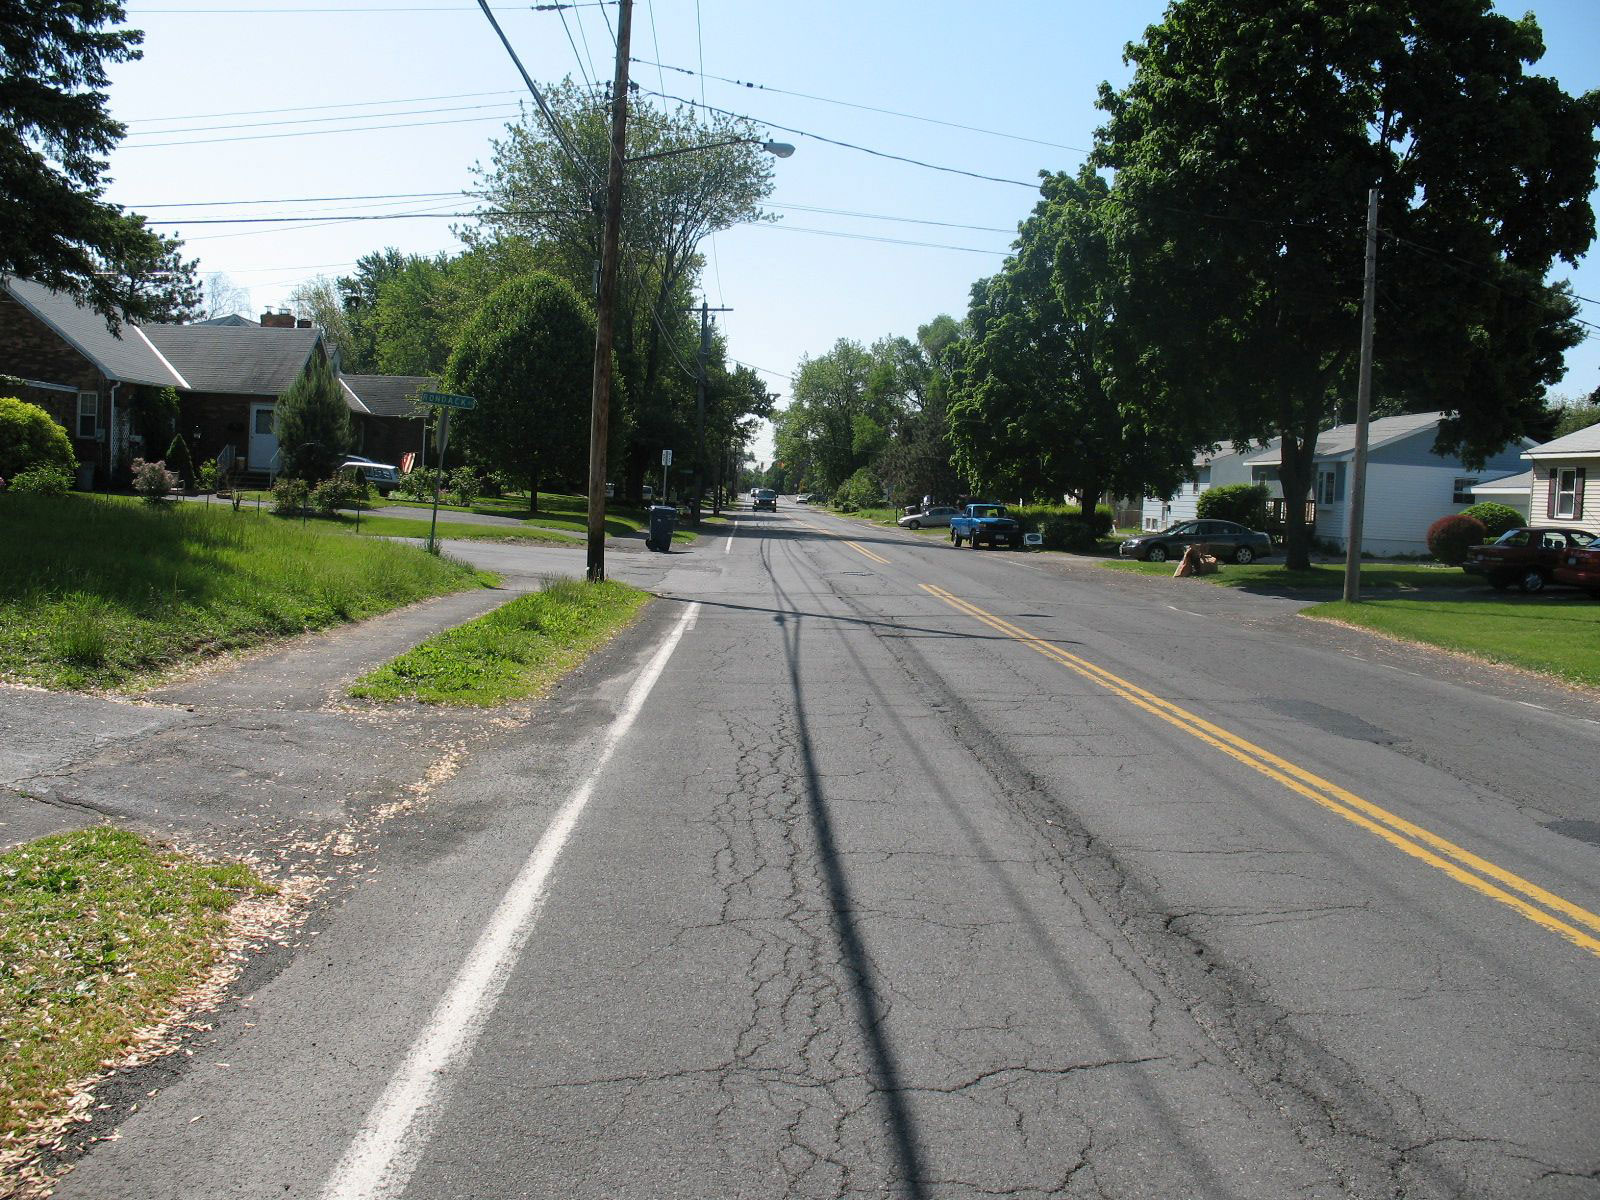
[
  {"left": 1247, "top": 411, "right": 1532, "bottom": 557},
  {"left": 1467, "top": 470, "right": 1534, "bottom": 522},
  {"left": 1140, "top": 442, "right": 1257, "bottom": 531},
  {"left": 1522, "top": 420, "right": 1600, "bottom": 532}
]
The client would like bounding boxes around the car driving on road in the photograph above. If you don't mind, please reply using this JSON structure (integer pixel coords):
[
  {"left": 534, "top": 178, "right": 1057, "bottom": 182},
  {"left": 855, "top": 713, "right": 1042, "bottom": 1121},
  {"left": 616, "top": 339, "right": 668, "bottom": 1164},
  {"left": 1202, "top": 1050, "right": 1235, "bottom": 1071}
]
[
  {"left": 752, "top": 488, "right": 777, "bottom": 511},
  {"left": 1119, "top": 519, "right": 1273, "bottom": 564}
]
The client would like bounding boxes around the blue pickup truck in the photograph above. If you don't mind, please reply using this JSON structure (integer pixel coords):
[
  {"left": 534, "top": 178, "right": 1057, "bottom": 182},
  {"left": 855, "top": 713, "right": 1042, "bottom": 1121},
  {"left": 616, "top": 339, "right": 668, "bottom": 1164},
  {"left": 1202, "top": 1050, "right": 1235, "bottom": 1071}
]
[{"left": 949, "top": 502, "right": 1023, "bottom": 549}]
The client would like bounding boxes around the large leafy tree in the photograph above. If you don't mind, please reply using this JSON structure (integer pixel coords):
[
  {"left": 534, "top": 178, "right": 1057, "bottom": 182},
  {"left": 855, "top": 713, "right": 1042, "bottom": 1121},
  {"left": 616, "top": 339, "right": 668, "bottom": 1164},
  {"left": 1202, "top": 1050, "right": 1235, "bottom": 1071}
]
[
  {"left": 1, "top": 2, "right": 199, "bottom": 324},
  {"left": 470, "top": 81, "right": 776, "bottom": 496},
  {"left": 951, "top": 166, "right": 1196, "bottom": 509},
  {"left": 445, "top": 273, "right": 607, "bottom": 512},
  {"left": 775, "top": 339, "right": 896, "bottom": 495},
  {"left": 1096, "top": 0, "right": 1598, "bottom": 568},
  {"left": 870, "top": 317, "right": 966, "bottom": 505}
]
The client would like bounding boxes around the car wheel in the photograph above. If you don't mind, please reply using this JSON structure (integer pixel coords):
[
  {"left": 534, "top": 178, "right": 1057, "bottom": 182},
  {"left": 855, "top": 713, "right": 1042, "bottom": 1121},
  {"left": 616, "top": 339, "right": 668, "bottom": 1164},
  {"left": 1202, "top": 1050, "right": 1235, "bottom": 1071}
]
[
  {"left": 1234, "top": 545, "right": 1255, "bottom": 565},
  {"left": 951, "top": 531, "right": 962, "bottom": 546},
  {"left": 1518, "top": 569, "right": 1546, "bottom": 594},
  {"left": 907, "top": 519, "right": 921, "bottom": 529},
  {"left": 1147, "top": 545, "right": 1168, "bottom": 563}
]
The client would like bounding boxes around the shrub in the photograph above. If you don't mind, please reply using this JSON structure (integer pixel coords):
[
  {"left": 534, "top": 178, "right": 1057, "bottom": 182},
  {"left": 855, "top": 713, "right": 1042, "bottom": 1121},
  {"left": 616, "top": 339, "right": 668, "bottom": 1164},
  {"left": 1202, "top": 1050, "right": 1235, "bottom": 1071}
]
[
  {"left": 1426, "top": 513, "right": 1486, "bottom": 564},
  {"left": 271, "top": 476, "right": 309, "bottom": 516},
  {"left": 831, "top": 467, "right": 881, "bottom": 512},
  {"left": 1197, "top": 482, "right": 1269, "bottom": 529},
  {"left": 165, "top": 433, "right": 197, "bottom": 489},
  {"left": 196, "top": 458, "right": 220, "bottom": 493},
  {"left": 130, "top": 458, "right": 178, "bottom": 504},
  {"left": 1458, "top": 501, "right": 1522, "bottom": 539},
  {"left": 450, "top": 466, "right": 480, "bottom": 507},
  {"left": 0, "top": 396, "right": 76, "bottom": 478},
  {"left": 310, "top": 476, "right": 356, "bottom": 515},
  {"left": 397, "top": 469, "right": 441, "bottom": 502},
  {"left": 9, "top": 464, "right": 73, "bottom": 496},
  {"left": 1034, "top": 506, "right": 1114, "bottom": 551}
]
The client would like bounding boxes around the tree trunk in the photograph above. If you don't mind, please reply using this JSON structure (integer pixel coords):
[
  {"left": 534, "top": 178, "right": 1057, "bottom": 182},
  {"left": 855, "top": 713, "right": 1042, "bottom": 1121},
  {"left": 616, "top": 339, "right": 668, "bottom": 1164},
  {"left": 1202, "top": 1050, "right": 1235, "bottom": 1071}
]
[
  {"left": 528, "top": 464, "right": 540, "bottom": 514},
  {"left": 1276, "top": 427, "right": 1318, "bottom": 570}
]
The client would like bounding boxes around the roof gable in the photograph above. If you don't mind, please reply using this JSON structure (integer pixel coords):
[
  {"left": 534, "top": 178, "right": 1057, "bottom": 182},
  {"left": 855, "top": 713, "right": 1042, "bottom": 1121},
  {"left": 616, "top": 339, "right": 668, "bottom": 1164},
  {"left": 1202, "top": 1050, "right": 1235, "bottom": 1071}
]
[
  {"left": 1525, "top": 420, "right": 1600, "bottom": 459},
  {"left": 340, "top": 374, "right": 434, "bottom": 418},
  {"left": 142, "top": 324, "right": 321, "bottom": 395},
  {"left": 3, "top": 276, "right": 188, "bottom": 388}
]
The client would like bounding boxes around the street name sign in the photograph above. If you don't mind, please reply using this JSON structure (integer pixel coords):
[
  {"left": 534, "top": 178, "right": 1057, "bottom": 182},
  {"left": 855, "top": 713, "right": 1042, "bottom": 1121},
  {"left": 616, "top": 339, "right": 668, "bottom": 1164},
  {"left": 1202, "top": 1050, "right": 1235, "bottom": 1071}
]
[{"left": 420, "top": 391, "right": 476, "bottom": 410}]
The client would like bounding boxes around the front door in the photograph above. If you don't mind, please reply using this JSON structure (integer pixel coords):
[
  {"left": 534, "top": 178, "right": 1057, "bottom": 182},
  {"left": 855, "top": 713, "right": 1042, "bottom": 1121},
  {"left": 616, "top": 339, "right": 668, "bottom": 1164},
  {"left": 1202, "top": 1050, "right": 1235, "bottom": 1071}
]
[{"left": 248, "top": 403, "right": 277, "bottom": 473}]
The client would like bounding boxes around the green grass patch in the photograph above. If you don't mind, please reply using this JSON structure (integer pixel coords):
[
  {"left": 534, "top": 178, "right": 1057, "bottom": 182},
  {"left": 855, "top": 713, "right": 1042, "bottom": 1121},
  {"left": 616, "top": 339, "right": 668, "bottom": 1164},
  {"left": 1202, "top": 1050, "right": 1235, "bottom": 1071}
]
[
  {"left": 370, "top": 491, "right": 649, "bottom": 538},
  {"left": 1306, "top": 595, "right": 1600, "bottom": 686},
  {"left": 350, "top": 578, "right": 650, "bottom": 706},
  {"left": 0, "top": 494, "right": 490, "bottom": 690},
  {"left": 828, "top": 505, "right": 900, "bottom": 524},
  {"left": 0, "top": 829, "right": 271, "bottom": 1145},
  {"left": 332, "top": 513, "right": 584, "bottom": 545},
  {"left": 1100, "top": 559, "right": 1478, "bottom": 592}
]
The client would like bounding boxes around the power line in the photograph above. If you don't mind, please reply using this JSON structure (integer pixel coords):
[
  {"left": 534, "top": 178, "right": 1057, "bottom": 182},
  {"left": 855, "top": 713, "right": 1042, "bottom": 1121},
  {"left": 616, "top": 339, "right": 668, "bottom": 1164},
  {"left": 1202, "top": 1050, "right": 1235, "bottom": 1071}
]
[
  {"left": 731, "top": 359, "right": 792, "bottom": 382},
  {"left": 636, "top": 86, "right": 1037, "bottom": 189},
  {"left": 124, "top": 88, "right": 522, "bottom": 125},
  {"left": 121, "top": 111, "right": 516, "bottom": 148},
  {"left": 124, "top": 99, "right": 521, "bottom": 138},
  {"left": 632, "top": 57, "right": 1089, "bottom": 155},
  {"left": 128, "top": 191, "right": 465, "bottom": 208},
  {"left": 769, "top": 202, "right": 1011, "bottom": 235},
  {"left": 748, "top": 223, "right": 1004, "bottom": 256},
  {"left": 556, "top": 3, "right": 597, "bottom": 93}
]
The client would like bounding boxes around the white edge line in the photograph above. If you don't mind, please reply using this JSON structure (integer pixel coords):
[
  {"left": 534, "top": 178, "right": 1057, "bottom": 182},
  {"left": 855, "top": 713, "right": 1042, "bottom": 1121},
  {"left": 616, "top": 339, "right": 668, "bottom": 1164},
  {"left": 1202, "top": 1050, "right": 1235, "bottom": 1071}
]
[
  {"left": 724, "top": 535, "right": 733, "bottom": 554},
  {"left": 320, "top": 600, "right": 702, "bottom": 1200}
]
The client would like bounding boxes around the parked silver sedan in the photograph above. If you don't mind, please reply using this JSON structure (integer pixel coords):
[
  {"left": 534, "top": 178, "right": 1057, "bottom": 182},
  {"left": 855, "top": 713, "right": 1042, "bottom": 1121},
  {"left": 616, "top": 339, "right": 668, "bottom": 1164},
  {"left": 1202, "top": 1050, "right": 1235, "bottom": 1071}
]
[{"left": 897, "top": 505, "right": 960, "bottom": 530}]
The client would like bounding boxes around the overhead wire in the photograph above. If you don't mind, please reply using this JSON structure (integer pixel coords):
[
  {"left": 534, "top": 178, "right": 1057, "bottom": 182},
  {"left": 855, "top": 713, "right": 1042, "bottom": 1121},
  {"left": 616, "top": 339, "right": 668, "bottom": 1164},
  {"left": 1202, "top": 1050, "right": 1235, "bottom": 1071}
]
[
  {"left": 632, "top": 57, "right": 1090, "bottom": 154},
  {"left": 123, "top": 100, "right": 522, "bottom": 138},
  {"left": 124, "top": 88, "right": 522, "bottom": 125}
]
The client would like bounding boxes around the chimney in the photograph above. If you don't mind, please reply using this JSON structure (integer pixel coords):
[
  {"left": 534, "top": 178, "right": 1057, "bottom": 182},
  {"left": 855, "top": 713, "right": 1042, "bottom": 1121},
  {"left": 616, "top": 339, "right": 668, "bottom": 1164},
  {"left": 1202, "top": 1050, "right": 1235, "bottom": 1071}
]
[
  {"left": 296, "top": 317, "right": 312, "bottom": 329},
  {"left": 260, "top": 309, "right": 295, "bottom": 328}
]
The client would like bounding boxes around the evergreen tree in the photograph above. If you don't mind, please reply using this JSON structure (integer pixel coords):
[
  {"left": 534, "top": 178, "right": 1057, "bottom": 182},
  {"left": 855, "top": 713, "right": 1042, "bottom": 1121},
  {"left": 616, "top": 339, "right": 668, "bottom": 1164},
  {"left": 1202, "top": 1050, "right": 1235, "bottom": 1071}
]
[{"left": 274, "top": 354, "right": 352, "bottom": 481}]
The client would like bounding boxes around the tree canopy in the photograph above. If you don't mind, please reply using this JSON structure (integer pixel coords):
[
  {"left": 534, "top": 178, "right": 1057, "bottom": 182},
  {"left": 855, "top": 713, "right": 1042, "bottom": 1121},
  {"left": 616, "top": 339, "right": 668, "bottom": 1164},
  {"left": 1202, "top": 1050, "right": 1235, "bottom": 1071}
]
[
  {"left": 445, "top": 273, "right": 607, "bottom": 512},
  {"left": 1095, "top": 0, "right": 1599, "bottom": 567},
  {"left": 1, "top": 2, "right": 200, "bottom": 324}
]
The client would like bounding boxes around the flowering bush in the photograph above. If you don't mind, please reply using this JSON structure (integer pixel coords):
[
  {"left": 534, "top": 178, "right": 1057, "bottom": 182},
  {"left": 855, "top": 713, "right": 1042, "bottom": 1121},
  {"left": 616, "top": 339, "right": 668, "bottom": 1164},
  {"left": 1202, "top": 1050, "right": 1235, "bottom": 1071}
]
[
  {"left": 130, "top": 458, "right": 178, "bottom": 504},
  {"left": 9, "top": 464, "right": 72, "bottom": 496},
  {"left": 271, "top": 476, "right": 309, "bottom": 516},
  {"left": 310, "top": 476, "right": 359, "bottom": 515},
  {"left": 1426, "top": 513, "right": 1486, "bottom": 564}
]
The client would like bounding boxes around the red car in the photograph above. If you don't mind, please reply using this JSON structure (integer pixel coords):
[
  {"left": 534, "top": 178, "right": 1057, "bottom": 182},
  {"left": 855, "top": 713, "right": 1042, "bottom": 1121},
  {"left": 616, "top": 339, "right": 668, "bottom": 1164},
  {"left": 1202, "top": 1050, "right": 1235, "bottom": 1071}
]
[
  {"left": 1553, "top": 541, "right": 1600, "bottom": 598},
  {"left": 1462, "top": 527, "right": 1595, "bottom": 593}
]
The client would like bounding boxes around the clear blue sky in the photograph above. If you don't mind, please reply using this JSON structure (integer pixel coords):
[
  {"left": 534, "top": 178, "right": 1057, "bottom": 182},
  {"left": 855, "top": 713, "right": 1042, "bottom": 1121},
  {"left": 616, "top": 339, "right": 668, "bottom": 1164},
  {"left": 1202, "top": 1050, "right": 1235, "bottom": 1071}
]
[{"left": 104, "top": 1, "right": 1600, "bottom": 463}]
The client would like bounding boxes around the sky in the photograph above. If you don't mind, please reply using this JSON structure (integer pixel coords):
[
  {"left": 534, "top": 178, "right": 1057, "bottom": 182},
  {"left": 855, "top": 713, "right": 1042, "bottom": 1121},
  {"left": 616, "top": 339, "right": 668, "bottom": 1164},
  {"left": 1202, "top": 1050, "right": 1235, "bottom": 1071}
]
[{"left": 102, "top": 1, "right": 1600, "bottom": 464}]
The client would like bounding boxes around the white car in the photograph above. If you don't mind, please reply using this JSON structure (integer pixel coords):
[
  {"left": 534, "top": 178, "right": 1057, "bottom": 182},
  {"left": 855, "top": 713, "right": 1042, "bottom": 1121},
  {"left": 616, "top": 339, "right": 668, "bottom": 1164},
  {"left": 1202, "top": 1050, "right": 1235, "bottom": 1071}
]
[
  {"left": 339, "top": 456, "right": 400, "bottom": 495},
  {"left": 897, "top": 505, "right": 959, "bottom": 530}
]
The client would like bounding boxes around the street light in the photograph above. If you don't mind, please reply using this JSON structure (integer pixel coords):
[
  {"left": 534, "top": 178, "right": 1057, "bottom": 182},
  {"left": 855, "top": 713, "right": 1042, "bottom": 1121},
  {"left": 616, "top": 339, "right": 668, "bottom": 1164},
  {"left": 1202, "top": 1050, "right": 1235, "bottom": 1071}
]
[{"left": 623, "top": 138, "right": 795, "bottom": 165}]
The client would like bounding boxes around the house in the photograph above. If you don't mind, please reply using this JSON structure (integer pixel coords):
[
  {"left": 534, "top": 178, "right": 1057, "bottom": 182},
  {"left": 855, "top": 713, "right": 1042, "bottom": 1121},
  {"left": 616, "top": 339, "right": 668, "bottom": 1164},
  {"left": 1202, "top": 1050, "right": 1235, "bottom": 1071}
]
[
  {"left": 1521, "top": 420, "right": 1599, "bottom": 531},
  {"left": 1246, "top": 411, "right": 1532, "bottom": 556},
  {"left": 1467, "top": 470, "right": 1534, "bottom": 522},
  {"left": 1140, "top": 442, "right": 1257, "bottom": 531},
  {"left": 0, "top": 277, "right": 425, "bottom": 484}
]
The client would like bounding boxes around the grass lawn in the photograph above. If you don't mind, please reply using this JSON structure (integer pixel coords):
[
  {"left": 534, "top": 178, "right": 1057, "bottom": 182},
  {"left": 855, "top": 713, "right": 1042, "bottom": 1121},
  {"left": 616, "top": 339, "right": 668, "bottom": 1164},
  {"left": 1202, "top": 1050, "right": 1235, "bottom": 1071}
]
[
  {"left": 1307, "top": 595, "right": 1600, "bottom": 687},
  {"left": 332, "top": 513, "right": 585, "bottom": 546},
  {"left": 0, "top": 494, "right": 490, "bottom": 690},
  {"left": 1100, "top": 558, "right": 1479, "bottom": 593},
  {"left": 0, "top": 829, "right": 270, "bottom": 1150},
  {"left": 350, "top": 578, "right": 650, "bottom": 706}
]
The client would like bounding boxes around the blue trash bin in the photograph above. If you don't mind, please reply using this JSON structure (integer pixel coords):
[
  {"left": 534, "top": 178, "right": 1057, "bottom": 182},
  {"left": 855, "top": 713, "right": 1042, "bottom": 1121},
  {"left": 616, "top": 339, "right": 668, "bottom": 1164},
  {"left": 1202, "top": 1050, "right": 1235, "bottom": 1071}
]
[{"left": 647, "top": 504, "right": 676, "bottom": 552}]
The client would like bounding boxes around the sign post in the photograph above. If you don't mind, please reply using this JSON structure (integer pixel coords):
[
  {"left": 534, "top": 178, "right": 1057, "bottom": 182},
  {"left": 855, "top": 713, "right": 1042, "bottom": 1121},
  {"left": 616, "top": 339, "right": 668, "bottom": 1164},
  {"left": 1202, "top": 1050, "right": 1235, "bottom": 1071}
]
[
  {"left": 418, "top": 392, "right": 475, "bottom": 554},
  {"left": 660, "top": 447, "right": 672, "bottom": 505}
]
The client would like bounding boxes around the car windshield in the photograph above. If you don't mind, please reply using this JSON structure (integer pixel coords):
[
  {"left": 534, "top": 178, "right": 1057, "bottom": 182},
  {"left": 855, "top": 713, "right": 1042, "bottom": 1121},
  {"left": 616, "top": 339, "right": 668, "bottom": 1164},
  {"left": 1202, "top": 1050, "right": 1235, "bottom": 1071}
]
[{"left": 970, "top": 505, "right": 1006, "bottom": 518}]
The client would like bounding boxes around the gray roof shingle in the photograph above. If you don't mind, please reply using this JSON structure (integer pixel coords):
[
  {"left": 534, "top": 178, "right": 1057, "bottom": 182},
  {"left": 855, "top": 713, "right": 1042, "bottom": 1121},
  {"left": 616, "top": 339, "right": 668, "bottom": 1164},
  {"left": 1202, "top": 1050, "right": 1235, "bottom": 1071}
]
[
  {"left": 1245, "top": 412, "right": 1448, "bottom": 467},
  {"left": 340, "top": 374, "right": 434, "bottom": 418},
  {"left": 142, "top": 324, "right": 320, "bottom": 395},
  {"left": 1524, "top": 421, "right": 1600, "bottom": 459},
  {"left": 3, "top": 276, "right": 188, "bottom": 388}
]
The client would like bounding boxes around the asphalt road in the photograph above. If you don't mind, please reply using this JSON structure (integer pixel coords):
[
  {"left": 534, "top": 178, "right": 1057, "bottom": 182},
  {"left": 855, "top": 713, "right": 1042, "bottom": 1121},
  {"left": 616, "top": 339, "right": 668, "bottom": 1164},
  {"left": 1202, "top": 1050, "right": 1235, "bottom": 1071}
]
[{"left": 51, "top": 508, "right": 1600, "bottom": 1199}]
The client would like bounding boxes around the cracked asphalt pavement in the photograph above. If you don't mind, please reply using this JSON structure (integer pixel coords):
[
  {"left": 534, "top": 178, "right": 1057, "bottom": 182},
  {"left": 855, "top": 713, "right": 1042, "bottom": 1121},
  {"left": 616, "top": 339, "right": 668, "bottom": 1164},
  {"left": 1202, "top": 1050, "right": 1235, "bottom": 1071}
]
[{"left": 32, "top": 511, "right": 1600, "bottom": 1198}]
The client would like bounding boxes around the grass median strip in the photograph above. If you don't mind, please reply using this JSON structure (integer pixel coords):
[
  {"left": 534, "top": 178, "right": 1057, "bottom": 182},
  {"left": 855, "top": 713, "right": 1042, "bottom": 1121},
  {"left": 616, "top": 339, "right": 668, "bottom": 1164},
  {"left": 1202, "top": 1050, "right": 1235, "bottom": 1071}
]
[
  {"left": 0, "top": 828, "right": 272, "bottom": 1151},
  {"left": 1100, "top": 558, "right": 1479, "bottom": 591},
  {"left": 1, "top": 495, "right": 491, "bottom": 691},
  {"left": 350, "top": 578, "right": 650, "bottom": 706},
  {"left": 1307, "top": 596, "right": 1600, "bottom": 687}
]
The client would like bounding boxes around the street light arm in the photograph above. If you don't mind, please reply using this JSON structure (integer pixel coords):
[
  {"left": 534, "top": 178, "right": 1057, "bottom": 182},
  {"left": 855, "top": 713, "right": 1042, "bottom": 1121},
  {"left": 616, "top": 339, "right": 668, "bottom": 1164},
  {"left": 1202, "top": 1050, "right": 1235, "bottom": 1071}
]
[{"left": 625, "top": 138, "right": 794, "bottom": 164}]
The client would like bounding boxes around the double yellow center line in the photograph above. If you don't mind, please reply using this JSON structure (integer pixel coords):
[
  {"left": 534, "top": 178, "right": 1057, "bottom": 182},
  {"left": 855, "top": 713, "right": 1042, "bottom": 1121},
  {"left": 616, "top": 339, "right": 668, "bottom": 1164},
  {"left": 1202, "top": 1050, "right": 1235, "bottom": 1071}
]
[
  {"left": 793, "top": 519, "right": 894, "bottom": 565},
  {"left": 922, "top": 583, "right": 1600, "bottom": 959}
]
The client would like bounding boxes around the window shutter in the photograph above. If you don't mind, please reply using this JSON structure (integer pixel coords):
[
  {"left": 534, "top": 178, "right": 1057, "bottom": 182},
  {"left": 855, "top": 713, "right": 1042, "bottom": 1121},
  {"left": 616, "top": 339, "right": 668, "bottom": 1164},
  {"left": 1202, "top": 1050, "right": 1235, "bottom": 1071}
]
[
  {"left": 1548, "top": 469, "right": 1559, "bottom": 518},
  {"left": 1577, "top": 468, "right": 1587, "bottom": 520}
]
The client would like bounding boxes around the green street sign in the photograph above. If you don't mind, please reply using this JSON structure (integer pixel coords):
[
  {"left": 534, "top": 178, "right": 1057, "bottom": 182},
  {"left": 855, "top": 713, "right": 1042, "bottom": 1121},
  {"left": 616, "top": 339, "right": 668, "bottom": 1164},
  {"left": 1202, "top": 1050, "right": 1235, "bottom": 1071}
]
[{"left": 420, "top": 391, "right": 476, "bottom": 410}]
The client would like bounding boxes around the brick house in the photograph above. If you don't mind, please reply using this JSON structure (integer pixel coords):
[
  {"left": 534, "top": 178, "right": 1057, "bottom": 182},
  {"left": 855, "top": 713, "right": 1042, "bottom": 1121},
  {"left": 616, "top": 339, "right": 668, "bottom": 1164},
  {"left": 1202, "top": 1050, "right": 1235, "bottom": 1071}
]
[{"left": 1, "top": 276, "right": 426, "bottom": 484}]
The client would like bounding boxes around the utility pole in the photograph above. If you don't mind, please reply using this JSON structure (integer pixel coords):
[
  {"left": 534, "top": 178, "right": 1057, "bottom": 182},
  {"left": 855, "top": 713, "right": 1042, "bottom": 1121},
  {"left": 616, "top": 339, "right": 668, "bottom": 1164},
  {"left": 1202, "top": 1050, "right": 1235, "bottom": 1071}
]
[
  {"left": 1342, "top": 188, "right": 1380, "bottom": 604},
  {"left": 689, "top": 300, "right": 731, "bottom": 526},
  {"left": 584, "top": 0, "right": 632, "bottom": 581}
]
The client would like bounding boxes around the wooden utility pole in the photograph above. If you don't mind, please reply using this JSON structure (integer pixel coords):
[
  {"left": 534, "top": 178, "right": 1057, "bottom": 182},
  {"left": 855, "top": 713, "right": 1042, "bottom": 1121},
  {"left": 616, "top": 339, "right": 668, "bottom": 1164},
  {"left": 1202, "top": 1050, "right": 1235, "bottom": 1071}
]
[
  {"left": 1342, "top": 188, "right": 1380, "bottom": 603},
  {"left": 690, "top": 300, "right": 731, "bottom": 527},
  {"left": 585, "top": 0, "right": 632, "bottom": 582}
]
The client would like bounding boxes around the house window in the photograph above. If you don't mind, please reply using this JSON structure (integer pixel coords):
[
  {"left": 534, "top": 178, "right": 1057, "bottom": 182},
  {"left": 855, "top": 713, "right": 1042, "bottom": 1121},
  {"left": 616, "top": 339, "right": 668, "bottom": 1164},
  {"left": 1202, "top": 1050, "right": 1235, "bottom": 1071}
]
[
  {"left": 76, "top": 393, "right": 98, "bottom": 439},
  {"left": 1318, "top": 469, "right": 1337, "bottom": 505},
  {"left": 254, "top": 407, "right": 274, "bottom": 436},
  {"left": 1453, "top": 478, "right": 1478, "bottom": 505},
  {"left": 1555, "top": 468, "right": 1578, "bottom": 519}
]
